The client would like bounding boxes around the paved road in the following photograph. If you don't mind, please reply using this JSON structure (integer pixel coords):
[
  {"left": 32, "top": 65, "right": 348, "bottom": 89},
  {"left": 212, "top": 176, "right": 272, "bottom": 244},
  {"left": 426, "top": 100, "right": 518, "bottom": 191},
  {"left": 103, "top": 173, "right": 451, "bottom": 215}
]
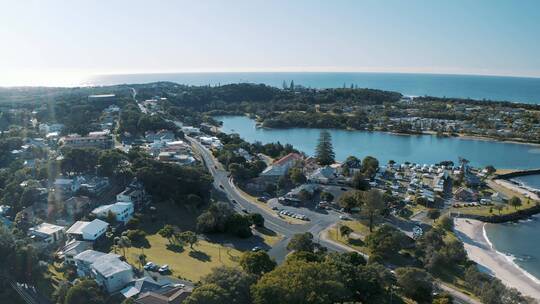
[
  {"left": 188, "top": 136, "right": 347, "bottom": 262},
  {"left": 187, "top": 133, "right": 479, "bottom": 304}
]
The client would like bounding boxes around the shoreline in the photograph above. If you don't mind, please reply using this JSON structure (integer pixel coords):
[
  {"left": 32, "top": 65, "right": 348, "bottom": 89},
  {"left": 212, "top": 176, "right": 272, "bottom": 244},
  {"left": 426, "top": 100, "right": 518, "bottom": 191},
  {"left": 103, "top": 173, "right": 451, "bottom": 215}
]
[
  {"left": 454, "top": 218, "right": 540, "bottom": 300},
  {"left": 219, "top": 114, "right": 540, "bottom": 148}
]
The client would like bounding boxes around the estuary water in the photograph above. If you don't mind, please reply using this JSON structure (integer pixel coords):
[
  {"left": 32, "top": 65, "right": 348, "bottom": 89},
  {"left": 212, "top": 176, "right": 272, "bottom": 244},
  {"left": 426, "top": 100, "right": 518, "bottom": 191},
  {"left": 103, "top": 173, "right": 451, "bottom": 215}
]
[{"left": 215, "top": 115, "right": 540, "bottom": 170}]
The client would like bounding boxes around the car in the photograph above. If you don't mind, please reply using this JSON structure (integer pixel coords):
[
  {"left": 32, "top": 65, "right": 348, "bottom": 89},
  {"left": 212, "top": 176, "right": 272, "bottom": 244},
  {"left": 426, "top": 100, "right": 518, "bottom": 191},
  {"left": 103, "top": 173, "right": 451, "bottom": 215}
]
[
  {"left": 340, "top": 187, "right": 348, "bottom": 191},
  {"left": 214, "top": 165, "right": 218, "bottom": 169},
  {"left": 144, "top": 262, "right": 159, "bottom": 271},
  {"left": 339, "top": 215, "right": 350, "bottom": 220},
  {"left": 232, "top": 199, "right": 237, "bottom": 204},
  {"left": 242, "top": 208, "right": 248, "bottom": 213},
  {"left": 271, "top": 206, "right": 279, "bottom": 210},
  {"left": 158, "top": 265, "right": 170, "bottom": 274},
  {"left": 219, "top": 184, "right": 224, "bottom": 189},
  {"left": 251, "top": 246, "right": 262, "bottom": 252}
]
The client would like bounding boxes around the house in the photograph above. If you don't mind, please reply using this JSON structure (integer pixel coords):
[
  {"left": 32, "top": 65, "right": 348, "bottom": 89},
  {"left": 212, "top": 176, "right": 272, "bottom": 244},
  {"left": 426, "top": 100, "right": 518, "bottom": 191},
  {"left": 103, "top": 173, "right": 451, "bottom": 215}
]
[
  {"left": 61, "top": 133, "right": 114, "bottom": 149},
  {"left": 39, "top": 123, "right": 64, "bottom": 134},
  {"left": 117, "top": 180, "right": 148, "bottom": 210},
  {"left": 28, "top": 222, "right": 65, "bottom": 245},
  {"left": 66, "top": 219, "right": 109, "bottom": 241},
  {"left": 454, "top": 187, "right": 476, "bottom": 202},
  {"left": 53, "top": 176, "right": 84, "bottom": 194},
  {"left": 91, "top": 202, "right": 134, "bottom": 224},
  {"left": 64, "top": 196, "right": 92, "bottom": 219},
  {"left": 135, "top": 285, "right": 193, "bottom": 304},
  {"left": 74, "top": 250, "right": 134, "bottom": 293},
  {"left": 120, "top": 277, "right": 167, "bottom": 299},
  {"left": 308, "top": 166, "right": 337, "bottom": 184},
  {"left": 145, "top": 130, "right": 175, "bottom": 143},
  {"left": 261, "top": 153, "right": 303, "bottom": 177},
  {"left": 57, "top": 240, "right": 93, "bottom": 265},
  {"left": 80, "top": 176, "right": 110, "bottom": 195}
]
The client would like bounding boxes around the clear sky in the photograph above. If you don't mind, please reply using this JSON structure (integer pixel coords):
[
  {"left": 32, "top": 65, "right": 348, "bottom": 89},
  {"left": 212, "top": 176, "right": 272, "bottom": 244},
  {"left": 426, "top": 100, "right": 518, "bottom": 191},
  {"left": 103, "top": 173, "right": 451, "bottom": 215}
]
[{"left": 1, "top": 0, "right": 539, "bottom": 85}]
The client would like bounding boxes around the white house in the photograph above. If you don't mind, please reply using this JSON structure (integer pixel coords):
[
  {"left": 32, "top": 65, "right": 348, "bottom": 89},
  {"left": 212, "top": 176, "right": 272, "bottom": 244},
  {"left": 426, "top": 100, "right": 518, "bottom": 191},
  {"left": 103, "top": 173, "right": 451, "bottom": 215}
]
[
  {"left": 53, "top": 176, "right": 84, "bottom": 194},
  {"left": 261, "top": 153, "right": 303, "bottom": 177},
  {"left": 91, "top": 202, "right": 134, "bottom": 224},
  {"left": 57, "top": 240, "right": 93, "bottom": 265},
  {"left": 117, "top": 179, "right": 148, "bottom": 210},
  {"left": 66, "top": 219, "right": 109, "bottom": 241},
  {"left": 28, "top": 222, "right": 65, "bottom": 245},
  {"left": 74, "top": 250, "right": 134, "bottom": 293},
  {"left": 308, "top": 166, "right": 337, "bottom": 184}
]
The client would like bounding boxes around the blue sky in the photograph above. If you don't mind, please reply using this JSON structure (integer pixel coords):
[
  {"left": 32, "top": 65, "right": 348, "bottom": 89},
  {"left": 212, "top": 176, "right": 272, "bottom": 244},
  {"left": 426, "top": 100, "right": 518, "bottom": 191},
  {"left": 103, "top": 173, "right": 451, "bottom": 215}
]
[{"left": 0, "top": 0, "right": 539, "bottom": 84}]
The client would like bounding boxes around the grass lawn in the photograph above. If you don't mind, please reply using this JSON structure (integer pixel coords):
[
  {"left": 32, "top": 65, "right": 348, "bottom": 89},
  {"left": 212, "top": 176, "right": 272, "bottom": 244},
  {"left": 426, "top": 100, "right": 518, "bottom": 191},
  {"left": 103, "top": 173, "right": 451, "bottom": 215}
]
[
  {"left": 326, "top": 220, "right": 370, "bottom": 254},
  {"left": 123, "top": 234, "right": 244, "bottom": 282},
  {"left": 125, "top": 201, "right": 282, "bottom": 282}
]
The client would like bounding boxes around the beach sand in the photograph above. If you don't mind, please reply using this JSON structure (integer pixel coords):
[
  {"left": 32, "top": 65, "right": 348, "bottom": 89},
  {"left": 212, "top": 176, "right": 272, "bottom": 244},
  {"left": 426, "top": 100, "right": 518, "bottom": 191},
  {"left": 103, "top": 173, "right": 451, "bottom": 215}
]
[
  {"left": 454, "top": 218, "right": 540, "bottom": 300},
  {"left": 494, "top": 179, "right": 540, "bottom": 201}
]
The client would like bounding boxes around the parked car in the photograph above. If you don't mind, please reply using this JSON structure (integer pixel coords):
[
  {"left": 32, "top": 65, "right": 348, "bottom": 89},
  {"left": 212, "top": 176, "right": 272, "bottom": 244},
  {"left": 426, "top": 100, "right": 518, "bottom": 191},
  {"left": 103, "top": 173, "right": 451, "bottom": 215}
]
[
  {"left": 339, "top": 215, "right": 350, "bottom": 220},
  {"left": 144, "top": 262, "right": 159, "bottom": 271},
  {"left": 158, "top": 264, "right": 170, "bottom": 274},
  {"left": 251, "top": 246, "right": 262, "bottom": 252}
]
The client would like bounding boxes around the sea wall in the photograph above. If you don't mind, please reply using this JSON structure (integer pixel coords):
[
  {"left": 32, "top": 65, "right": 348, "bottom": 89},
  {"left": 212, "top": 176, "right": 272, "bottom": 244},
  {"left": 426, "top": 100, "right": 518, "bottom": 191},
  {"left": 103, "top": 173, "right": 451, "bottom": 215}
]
[
  {"left": 451, "top": 204, "right": 540, "bottom": 223},
  {"left": 494, "top": 169, "right": 540, "bottom": 180}
]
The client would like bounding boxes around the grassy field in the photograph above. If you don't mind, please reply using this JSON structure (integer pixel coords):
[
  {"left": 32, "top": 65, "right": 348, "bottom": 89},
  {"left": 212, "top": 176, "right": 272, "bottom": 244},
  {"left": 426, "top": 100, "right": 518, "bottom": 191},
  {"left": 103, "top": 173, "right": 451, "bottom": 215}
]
[
  {"left": 125, "top": 201, "right": 282, "bottom": 282},
  {"left": 326, "top": 220, "right": 370, "bottom": 254},
  {"left": 123, "top": 234, "right": 244, "bottom": 282}
]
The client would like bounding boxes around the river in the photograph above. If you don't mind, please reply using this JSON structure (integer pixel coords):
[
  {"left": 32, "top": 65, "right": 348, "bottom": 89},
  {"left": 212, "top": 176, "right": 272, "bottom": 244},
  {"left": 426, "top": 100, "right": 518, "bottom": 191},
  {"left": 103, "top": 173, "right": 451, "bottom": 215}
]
[{"left": 215, "top": 115, "right": 540, "bottom": 169}]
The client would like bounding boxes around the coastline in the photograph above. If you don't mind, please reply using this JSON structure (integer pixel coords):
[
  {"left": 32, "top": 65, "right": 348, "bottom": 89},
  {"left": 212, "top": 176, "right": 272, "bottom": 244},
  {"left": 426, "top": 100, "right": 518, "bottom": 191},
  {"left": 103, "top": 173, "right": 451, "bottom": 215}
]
[{"left": 454, "top": 218, "right": 540, "bottom": 300}]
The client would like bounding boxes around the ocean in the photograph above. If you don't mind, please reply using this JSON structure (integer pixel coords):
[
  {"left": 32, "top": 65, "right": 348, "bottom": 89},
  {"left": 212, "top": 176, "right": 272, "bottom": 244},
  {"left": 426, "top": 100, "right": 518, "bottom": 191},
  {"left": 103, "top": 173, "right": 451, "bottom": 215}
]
[{"left": 83, "top": 72, "right": 540, "bottom": 104}]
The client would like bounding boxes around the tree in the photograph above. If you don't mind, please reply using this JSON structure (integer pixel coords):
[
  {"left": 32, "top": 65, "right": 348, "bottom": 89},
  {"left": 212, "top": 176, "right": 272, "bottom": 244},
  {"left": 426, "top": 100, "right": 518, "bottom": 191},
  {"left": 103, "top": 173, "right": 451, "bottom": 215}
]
[
  {"left": 351, "top": 171, "right": 370, "bottom": 190},
  {"left": 361, "top": 156, "right": 379, "bottom": 178},
  {"left": 494, "top": 204, "right": 503, "bottom": 215},
  {"left": 184, "top": 283, "right": 230, "bottom": 304},
  {"left": 251, "top": 260, "right": 349, "bottom": 304},
  {"left": 509, "top": 196, "right": 522, "bottom": 210},
  {"left": 395, "top": 267, "right": 433, "bottom": 304},
  {"left": 287, "top": 232, "right": 315, "bottom": 252},
  {"left": 315, "top": 130, "right": 335, "bottom": 166},
  {"left": 116, "top": 236, "right": 131, "bottom": 258},
  {"left": 365, "top": 225, "right": 409, "bottom": 258},
  {"left": 106, "top": 210, "right": 116, "bottom": 224},
  {"left": 338, "top": 190, "right": 363, "bottom": 211},
  {"left": 288, "top": 168, "right": 306, "bottom": 185},
  {"left": 240, "top": 251, "right": 276, "bottom": 276},
  {"left": 225, "top": 213, "right": 253, "bottom": 238},
  {"left": 320, "top": 191, "right": 334, "bottom": 202},
  {"left": 438, "top": 215, "right": 454, "bottom": 231},
  {"left": 138, "top": 253, "right": 147, "bottom": 271},
  {"left": 178, "top": 231, "right": 198, "bottom": 249},
  {"left": 427, "top": 209, "right": 441, "bottom": 222},
  {"left": 363, "top": 189, "right": 385, "bottom": 232},
  {"left": 158, "top": 224, "right": 176, "bottom": 245},
  {"left": 250, "top": 213, "right": 265, "bottom": 227},
  {"left": 339, "top": 225, "right": 353, "bottom": 238},
  {"left": 201, "top": 266, "right": 256, "bottom": 304},
  {"left": 64, "top": 279, "right": 105, "bottom": 304}
]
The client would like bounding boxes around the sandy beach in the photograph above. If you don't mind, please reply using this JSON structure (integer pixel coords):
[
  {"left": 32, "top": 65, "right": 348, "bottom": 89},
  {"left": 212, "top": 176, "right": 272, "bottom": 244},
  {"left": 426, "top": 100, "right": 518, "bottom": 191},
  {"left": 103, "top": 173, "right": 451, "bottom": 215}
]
[
  {"left": 494, "top": 179, "right": 540, "bottom": 201},
  {"left": 454, "top": 218, "right": 540, "bottom": 300}
]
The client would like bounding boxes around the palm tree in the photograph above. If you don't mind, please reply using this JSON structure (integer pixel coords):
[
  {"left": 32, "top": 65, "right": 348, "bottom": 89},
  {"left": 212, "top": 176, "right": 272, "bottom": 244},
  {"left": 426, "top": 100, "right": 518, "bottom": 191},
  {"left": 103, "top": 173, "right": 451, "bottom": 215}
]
[
  {"left": 117, "top": 236, "right": 131, "bottom": 258},
  {"left": 138, "top": 252, "right": 147, "bottom": 271}
]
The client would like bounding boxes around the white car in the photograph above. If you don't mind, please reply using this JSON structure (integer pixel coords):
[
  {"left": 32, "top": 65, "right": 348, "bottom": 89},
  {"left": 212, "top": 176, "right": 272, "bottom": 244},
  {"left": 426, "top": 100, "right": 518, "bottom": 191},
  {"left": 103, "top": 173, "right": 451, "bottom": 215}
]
[{"left": 158, "top": 264, "right": 170, "bottom": 273}]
